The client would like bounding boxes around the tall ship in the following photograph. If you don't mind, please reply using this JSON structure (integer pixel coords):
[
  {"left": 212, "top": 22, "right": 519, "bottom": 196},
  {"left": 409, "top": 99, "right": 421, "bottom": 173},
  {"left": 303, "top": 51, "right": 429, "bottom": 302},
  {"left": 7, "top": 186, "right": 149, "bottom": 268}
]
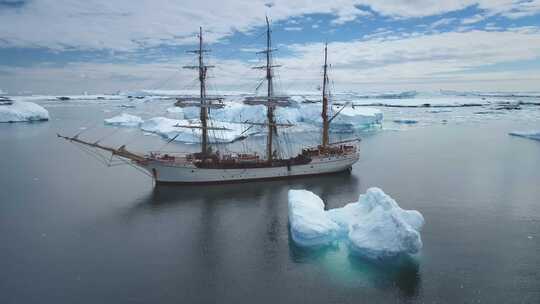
[{"left": 59, "top": 18, "right": 359, "bottom": 184}]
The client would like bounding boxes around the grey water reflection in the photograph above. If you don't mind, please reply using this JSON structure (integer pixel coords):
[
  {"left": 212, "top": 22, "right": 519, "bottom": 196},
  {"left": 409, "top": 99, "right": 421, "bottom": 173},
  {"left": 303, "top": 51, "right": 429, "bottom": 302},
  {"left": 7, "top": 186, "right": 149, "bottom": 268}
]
[
  {"left": 288, "top": 238, "right": 421, "bottom": 299},
  {"left": 118, "top": 172, "right": 420, "bottom": 300}
]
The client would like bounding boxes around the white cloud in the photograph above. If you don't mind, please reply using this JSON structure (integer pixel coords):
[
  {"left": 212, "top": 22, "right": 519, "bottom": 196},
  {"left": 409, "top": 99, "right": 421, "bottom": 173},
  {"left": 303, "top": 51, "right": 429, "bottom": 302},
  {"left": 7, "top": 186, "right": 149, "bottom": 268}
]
[
  {"left": 3, "top": 27, "right": 540, "bottom": 93},
  {"left": 0, "top": 58, "right": 258, "bottom": 94},
  {"left": 330, "top": 7, "right": 371, "bottom": 25},
  {"left": 430, "top": 18, "right": 456, "bottom": 29},
  {"left": 278, "top": 27, "right": 540, "bottom": 90},
  {"left": 284, "top": 26, "right": 302, "bottom": 31},
  {"left": 477, "top": 0, "right": 540, "bottom": 19},
  {"left": 1, "top": 1, "right": 539, "bottom": 51},
  {"left": 461, "top": 14, "right": 487, "bottom": 25}
]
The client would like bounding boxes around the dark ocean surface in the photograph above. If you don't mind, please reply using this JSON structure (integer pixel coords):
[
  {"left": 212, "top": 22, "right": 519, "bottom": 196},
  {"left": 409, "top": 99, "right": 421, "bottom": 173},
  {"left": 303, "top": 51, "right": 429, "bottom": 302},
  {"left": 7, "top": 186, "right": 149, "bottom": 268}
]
[{"left": 1, "top": 103, "right": 539, "bottom": 303}]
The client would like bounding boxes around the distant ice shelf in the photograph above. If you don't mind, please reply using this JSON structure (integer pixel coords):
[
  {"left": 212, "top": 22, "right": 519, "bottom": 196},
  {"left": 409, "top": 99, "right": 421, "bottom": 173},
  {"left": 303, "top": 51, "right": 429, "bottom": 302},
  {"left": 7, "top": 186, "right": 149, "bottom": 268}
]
[
  {"left": 0, "top": 101, "right": 49, "bottom": 123},
  {"left": 288, "top": 187, "right": 424, "bottom": 259},
  {"left": 351, "top": 97, "right": 488, "bottom": 108}
]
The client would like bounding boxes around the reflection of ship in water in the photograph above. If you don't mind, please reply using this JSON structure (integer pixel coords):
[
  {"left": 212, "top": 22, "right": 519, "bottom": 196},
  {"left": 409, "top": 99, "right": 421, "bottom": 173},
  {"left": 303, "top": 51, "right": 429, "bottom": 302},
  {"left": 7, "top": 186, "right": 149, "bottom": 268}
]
[
  {"left": 58, "top": 17, "right": 359, "bottom": 184},
  {"left": 137, "top": 170, "right": 360, "bottom": 207}
]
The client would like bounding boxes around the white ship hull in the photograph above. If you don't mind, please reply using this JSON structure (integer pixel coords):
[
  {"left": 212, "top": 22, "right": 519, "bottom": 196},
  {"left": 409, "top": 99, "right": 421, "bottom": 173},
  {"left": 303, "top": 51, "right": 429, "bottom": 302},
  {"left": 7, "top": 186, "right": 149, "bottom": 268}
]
[{"left": 141, "top": 154, "right": 359, "bottom": 184}]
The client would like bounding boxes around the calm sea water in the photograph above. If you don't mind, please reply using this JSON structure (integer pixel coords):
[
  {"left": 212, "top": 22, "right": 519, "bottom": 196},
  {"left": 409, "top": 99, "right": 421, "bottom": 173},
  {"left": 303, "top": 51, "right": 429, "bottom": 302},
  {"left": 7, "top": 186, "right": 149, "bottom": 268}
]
[{"left": 1, "top": 103, "right": 539, "bottom": 303}]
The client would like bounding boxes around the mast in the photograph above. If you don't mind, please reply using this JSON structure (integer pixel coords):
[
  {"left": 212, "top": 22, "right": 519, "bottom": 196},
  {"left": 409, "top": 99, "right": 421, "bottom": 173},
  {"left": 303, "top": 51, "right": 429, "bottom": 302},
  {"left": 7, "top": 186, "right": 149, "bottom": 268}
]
[
  {"left": 321, "top": 42, "right": 330, "bottom": 148},
  {"left": 198, "top": 27, "right": 209, "bottom": 154},
  {"left": 183, "top": 27, "right": 211, "bottom": 155},
  {"left": 265, "top": 16, "right": 275, "bottom": 163},
  {"left": 246, "top": 16, "right": 291, "bottom": 162}
]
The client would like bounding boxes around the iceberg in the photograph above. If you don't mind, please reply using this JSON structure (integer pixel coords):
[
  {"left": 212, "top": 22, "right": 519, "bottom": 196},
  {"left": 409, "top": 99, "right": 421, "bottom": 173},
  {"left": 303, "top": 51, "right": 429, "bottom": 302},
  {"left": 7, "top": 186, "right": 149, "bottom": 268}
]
[
  {"left": 104, "top": 113, "right": 143, "bottom": 127},
  {"left": 288, "top": 190, "right": 341, "bottom": 247},
  {"left": 141, "top": 116, "right": 260, "bottom": 143},
  {"left": 0, "top": 101, "right": 49, "bottom": 123},
  {"left": 166, "top": 107, "right": 185, "bottom": 116},
  {"left": 182, "top": 103, "right": 269, "bottom": 124},
  {"left": 288, "top": 188, "right": 424, "bottom": 259},
  {"left": 287, "top": 103, "right": 381, "bottom": 126},
  {"left": 331, "top": 106, "right": 383, "bottom": 130},
  {"left": 180, "top": 102, "right": 381, "bottom": 132},
  {"left": 509, "top": 130, "right": 540, "bottom": 141}
]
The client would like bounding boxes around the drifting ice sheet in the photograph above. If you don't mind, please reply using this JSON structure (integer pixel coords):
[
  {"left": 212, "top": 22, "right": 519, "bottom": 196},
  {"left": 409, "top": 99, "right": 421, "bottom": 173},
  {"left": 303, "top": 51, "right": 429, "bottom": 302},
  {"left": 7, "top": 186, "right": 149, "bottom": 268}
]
[
  {"left": 0, "top": 101, "right": 49, "bottom": 123},
  {"left": 288, "top": 188, "right": 424, "bottom": 259},
  {"left": 104, "top": 113, "right": 143, "bottom": 127}
]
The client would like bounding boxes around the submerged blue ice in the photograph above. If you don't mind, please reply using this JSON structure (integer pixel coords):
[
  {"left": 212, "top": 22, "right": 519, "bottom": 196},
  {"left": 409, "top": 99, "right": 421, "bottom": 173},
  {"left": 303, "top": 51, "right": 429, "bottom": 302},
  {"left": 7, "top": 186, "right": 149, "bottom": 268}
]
[{"left": 288, "top": 188, "right": 424, "bottom": 259}]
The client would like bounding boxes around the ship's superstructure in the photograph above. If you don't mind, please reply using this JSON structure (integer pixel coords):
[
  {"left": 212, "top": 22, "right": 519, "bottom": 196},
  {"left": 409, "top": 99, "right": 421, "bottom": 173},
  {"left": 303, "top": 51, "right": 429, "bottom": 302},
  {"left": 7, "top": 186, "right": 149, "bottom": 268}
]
[{"left": 59, "top": 19, "right": 359, "bottom": 184}]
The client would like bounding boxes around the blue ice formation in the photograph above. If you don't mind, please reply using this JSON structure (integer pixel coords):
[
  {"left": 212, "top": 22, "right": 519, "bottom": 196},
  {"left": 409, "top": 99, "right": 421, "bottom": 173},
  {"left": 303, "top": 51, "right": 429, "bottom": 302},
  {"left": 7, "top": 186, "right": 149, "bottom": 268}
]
[{"left": 288, "top": 188, "right": 424, "bottom": 259}]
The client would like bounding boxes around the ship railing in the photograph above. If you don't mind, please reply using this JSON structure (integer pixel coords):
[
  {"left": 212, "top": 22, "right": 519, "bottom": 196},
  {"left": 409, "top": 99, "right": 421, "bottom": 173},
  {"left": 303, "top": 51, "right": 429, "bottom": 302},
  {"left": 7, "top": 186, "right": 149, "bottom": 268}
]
[{"left": 146, "top": 151, "right": 194, "bottom": 163}]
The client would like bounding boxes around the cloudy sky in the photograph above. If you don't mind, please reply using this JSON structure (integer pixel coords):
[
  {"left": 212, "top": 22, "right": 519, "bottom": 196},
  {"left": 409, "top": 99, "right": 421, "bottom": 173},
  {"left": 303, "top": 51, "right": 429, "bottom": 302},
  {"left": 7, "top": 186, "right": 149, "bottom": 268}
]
[{"left": 1, "top": 0, "right": 540, "bottom": 94}]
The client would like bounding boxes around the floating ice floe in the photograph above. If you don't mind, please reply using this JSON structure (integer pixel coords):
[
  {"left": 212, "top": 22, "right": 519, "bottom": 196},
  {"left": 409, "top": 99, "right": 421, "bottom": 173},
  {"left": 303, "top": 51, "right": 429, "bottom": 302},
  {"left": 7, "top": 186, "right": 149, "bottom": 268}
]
[
  {"left": 0, "top": 101, "right": 50, "bottom": 123},
  {"left": 104, "top": 113, "right": 143, "bottom": 127},
  {"left": 288, "top": 188, "right": 424, "bottom": 259},
  {"left": 509, "top": 130, "right": 540, "bottom": 141},
  {"left": 141, "top": 116, "right": 260, "bottom": 143}
]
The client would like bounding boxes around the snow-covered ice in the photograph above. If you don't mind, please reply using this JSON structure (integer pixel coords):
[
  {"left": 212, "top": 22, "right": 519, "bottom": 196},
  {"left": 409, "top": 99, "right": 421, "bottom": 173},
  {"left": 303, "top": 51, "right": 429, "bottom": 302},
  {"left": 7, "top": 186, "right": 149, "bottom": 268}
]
[
  {"left": 299, "top": 104, "right": 383, "bottom": 131},
  {"left": 327, "top": 107, "right": 383, "bottom": 132},
  {"left": 288, "top": 187, "right": 424, "bottom": 259},
  {"left": 104, "top": 113, "right": 143, "bottom": 127},
  {"left": 180, "top": 102, "right": 382, "bottom": 132},
  {"left": 166, "top": 107, "right": 185, "bottom": 116},
  {"left": 141, "top": 116, "right": 260, "bottom": 143},
  {"left": 509, "top": 130, "right": 540, "bottom": 141},
  {"left": 288, "top": 190, "right": 341, "bottom": 247},
  {"left": 0, "top": 101, "right": 49, "bottom": 123}
]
